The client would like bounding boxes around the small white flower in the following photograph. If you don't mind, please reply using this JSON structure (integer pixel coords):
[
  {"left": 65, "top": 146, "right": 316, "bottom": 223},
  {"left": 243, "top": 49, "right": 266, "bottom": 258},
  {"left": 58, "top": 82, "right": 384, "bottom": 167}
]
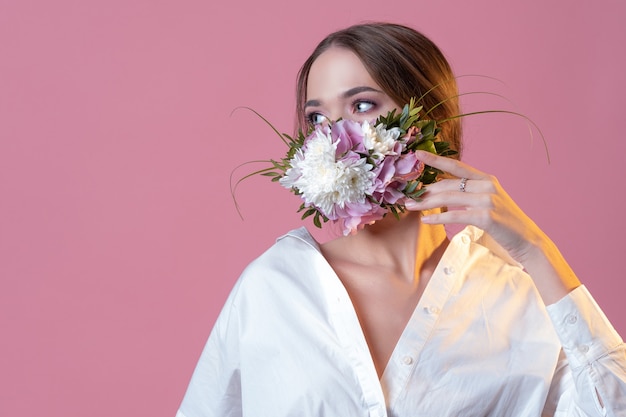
[{"left": 362, "top": 121, "right": 403, "bottom": 158}]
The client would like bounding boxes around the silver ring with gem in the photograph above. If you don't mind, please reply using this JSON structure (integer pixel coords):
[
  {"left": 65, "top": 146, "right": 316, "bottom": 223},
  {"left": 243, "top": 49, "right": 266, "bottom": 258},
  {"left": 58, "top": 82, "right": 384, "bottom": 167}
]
[{"left": 459, "top": 177, "right": 468, "bottom": 192}]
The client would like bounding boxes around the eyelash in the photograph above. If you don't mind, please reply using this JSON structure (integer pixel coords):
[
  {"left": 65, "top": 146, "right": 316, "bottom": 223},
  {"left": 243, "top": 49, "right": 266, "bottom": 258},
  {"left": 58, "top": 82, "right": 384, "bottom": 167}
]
[
  {"left": 307, "top": 112, "right": 327, "bottom": 126},
  {"left": 306, "top": 100, "right": 378, "bottom": 126},
  {"left": 353, "top": 100, "right": 376, "bottom": 113}
]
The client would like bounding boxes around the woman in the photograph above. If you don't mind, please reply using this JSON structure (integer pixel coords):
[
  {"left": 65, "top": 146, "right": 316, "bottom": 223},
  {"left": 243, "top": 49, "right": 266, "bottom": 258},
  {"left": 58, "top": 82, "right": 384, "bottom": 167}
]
[{"left": 176, "top": 23, "right": 626, "bottom": 416}]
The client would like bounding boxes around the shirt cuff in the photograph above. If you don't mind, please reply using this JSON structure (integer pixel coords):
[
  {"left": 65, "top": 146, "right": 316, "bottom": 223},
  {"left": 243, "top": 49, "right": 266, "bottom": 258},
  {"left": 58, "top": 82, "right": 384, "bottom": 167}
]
[{"left": 546, "top": 285, "right": 624, "bottom": 369}]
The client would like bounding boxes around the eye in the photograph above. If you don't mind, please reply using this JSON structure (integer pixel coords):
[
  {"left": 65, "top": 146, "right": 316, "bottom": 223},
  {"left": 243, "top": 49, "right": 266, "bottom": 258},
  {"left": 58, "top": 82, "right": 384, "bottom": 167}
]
[
  {"left": 307, "top": 112, "right": 329, "bottom": 126},
  {"left": 353, "top": 100, "right": 375, "bottom": 114}
]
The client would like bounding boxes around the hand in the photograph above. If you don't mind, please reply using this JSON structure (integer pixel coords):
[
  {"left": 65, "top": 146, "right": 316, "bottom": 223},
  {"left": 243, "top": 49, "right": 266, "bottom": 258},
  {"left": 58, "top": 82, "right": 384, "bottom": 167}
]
[
  {"left": 405, "top": 150, "right": 580, "bottom": 304},
  {"left": 405, "top": 151, "right": 544, "bottom": 265}
]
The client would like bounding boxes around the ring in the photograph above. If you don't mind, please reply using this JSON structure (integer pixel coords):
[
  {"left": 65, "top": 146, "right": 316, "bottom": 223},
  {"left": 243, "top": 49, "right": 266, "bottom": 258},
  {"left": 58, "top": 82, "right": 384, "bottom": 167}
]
[{"left": 459, "top": 177, "right": 468, "bottom": 192}]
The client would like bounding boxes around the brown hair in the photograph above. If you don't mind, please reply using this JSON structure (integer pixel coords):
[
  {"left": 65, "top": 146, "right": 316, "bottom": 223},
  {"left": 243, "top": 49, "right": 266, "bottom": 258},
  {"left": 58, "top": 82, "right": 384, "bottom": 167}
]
[{"left": 296, "top": 22, "right": 463, "bottom": 159}]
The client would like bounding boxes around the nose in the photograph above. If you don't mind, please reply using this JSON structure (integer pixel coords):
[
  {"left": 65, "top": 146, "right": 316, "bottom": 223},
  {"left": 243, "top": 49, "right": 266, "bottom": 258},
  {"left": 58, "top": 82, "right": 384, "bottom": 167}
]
[
  {"left": 329, "top": 107, "right": 358, "bottom": 123},
  {"left": 327, "top": 107, "right": 344, "bottom": 123}
]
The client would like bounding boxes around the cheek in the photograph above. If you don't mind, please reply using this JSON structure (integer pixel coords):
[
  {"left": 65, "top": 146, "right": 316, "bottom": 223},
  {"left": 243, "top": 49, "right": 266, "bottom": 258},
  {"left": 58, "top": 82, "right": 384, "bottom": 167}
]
[
  {"left": 372, "top": 104, "right": 401, "bottom": 121},
  {"left": 375, "top": 96, "right": 401, "bottom": 117}
]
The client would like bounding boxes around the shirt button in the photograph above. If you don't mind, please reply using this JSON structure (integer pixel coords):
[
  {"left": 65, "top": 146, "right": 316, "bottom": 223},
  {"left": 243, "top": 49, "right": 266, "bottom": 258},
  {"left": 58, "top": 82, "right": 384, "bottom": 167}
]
[
  {"left": 403, "top": 355, "right": 414, "bottom": 365},
  {"left": 566, "top": 314, "right": 577, "bottom": 325},
  {"left": 378, "top": 407, "right": 386, "bottom": 417},
  {"left": 461, "top": 235, "right": 470, "bottom": 244},
  {"left": 443, "top": 266, "right": 455, "bottom": 275},
  {"left": 578, "top": 345, "right": 589, "bottom": 354},
  {"left": 424, "top": 306, "right": 440, "bottom": 314}
]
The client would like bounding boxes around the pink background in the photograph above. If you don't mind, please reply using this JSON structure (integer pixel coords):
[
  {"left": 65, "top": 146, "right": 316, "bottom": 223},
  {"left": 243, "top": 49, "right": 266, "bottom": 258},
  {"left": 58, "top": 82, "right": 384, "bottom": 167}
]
[{"left": 1, "top": 0, "right": 625, "bottom": 415}]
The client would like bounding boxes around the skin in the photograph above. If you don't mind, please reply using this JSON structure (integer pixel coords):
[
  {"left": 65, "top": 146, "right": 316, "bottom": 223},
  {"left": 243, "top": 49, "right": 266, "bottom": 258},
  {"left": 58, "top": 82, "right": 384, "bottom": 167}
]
[{"left": 307, "top": 46, "right": 581, "bottom": 378}]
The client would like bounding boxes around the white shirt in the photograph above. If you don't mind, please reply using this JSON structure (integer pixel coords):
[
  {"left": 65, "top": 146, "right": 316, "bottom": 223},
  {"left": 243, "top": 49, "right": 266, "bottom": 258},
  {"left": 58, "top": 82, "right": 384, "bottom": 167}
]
[{"left": 176, "top": 226, "right": 626, "bottom": 417}]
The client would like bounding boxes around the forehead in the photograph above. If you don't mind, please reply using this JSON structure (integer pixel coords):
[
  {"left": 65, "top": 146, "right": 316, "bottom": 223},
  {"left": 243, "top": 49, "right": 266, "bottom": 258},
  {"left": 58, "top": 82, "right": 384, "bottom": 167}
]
[{"left": 306, "top": 47, "right": 380, "bottom": 100}]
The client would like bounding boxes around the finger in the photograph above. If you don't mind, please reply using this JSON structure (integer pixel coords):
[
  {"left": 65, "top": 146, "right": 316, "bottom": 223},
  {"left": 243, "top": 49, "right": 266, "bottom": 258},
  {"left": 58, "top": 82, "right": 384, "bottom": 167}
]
[
  {"left": 420, "top": 207, "right": 490, "bottom": 228},
  {"left": 405, "top": 191, "right": 491, "bottom": 212},
  {"left": 422, "top": 177, "right": 496, "bottom": 195},
  {"left": 415, "top": 150, "right": 489, "bottom": 180}
]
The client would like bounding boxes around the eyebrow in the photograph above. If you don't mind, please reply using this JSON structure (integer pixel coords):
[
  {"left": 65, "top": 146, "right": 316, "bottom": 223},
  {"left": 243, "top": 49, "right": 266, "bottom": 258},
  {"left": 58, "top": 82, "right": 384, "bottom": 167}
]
[{"left": 304, "top": 86, "right": 383, "bottom": 109}]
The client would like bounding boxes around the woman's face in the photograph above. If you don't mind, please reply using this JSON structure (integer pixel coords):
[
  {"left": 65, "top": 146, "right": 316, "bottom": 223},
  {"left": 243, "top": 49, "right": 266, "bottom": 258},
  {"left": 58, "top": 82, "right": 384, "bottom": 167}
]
[{"left": 305, "top": 47, "right": 398, "bottom": 126}]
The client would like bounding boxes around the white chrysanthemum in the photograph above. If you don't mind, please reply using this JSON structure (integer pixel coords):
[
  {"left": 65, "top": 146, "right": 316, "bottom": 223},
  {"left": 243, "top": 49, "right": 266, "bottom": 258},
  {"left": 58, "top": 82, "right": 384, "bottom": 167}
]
[
  {"left": 279, "top": 128, "right": 375, "bottom": 217},
  {"left": 362, "top": 121, "right": 403, "bottom": 157},
  {"left": 302, "top": 129, "right": 337, "bottom": 162}
]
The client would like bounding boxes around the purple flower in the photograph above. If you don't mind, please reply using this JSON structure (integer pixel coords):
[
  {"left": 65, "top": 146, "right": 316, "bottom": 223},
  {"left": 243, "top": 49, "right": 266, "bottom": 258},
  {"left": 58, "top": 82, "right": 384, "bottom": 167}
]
[
  {"left": 337, "top": 201, "right": 387, "bottom": 236},
  {"left": 392, "top": 153, "right": 424, "bottom": 182},
  {"left": 403, "top": 126, "right": 420, "bottom": 146},
  {"left": 368, "top": 152, "right": 426, "bottom": 205},
  {"left": 331, "top": 119, "right": 367, "bottom": 156},
  {"left": 371, "top": 156, "right": 397, "bottom": 192}
]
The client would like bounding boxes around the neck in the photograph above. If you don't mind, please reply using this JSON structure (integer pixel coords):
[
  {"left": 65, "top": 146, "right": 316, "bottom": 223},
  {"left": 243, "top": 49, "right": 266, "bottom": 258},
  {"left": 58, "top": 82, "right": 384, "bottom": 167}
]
[{"left": 323, "top": 210, "right": 449, "bottom": 283}]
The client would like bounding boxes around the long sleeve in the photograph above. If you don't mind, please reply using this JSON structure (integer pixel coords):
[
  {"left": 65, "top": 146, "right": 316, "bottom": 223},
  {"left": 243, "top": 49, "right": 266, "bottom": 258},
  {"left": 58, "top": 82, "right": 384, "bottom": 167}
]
[
  {"left": 543, "top": 286, "right": 626, "bottom": 416},
  {"left": 176, "top": 296, "right": 242, "bottom": 417}
]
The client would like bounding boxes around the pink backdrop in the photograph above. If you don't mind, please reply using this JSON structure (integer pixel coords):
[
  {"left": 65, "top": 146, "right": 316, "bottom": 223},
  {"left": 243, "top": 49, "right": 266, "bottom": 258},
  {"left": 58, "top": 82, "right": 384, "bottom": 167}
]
[{"left": 1, "top": 0, "right": 624, "bottom": 415}]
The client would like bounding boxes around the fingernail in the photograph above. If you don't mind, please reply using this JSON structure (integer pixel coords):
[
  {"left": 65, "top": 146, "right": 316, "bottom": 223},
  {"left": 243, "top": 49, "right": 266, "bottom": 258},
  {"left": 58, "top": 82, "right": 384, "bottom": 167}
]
[{"left": 404, "top": 199, "right": 420, "bottom": 209}]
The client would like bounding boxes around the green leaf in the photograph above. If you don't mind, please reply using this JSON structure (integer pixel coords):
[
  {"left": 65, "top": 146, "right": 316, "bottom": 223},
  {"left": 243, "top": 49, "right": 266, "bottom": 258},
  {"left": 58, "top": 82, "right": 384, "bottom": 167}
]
[
  {"left": 313, "top": 212, "right": 322, "bottom": 228},
  {"left": 407, "top": 187, "right": 428, "bottom": 199},
  {"left": 433, "top": 141, "right": 449, "bottom": 152},
  {"left": 389, "top": 205, "right": 400, "bottom": 220},
  {"left": 440, "top": 149, "right": 458, "bottom": 157},
  {"left": 301, "top": 208, "right": 317, "bottom": 220},
  {"left": 404, "top": 180, "right": 419, "bottom": 194},
  {"left": 420, "top": 170, "right": 439, "bottom": 184},
  {"left": 416, "top": 140, "right": 437, "bottom": 154},
  {"left": 419, "top": 120, "right": 437, "bottom": 139}
]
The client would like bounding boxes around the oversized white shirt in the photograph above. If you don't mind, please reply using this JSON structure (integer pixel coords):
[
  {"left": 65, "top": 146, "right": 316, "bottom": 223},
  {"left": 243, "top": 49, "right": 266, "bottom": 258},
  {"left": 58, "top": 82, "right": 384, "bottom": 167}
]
[{"left": 176, "top": 226, "right": 626, "bottom": 417}]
